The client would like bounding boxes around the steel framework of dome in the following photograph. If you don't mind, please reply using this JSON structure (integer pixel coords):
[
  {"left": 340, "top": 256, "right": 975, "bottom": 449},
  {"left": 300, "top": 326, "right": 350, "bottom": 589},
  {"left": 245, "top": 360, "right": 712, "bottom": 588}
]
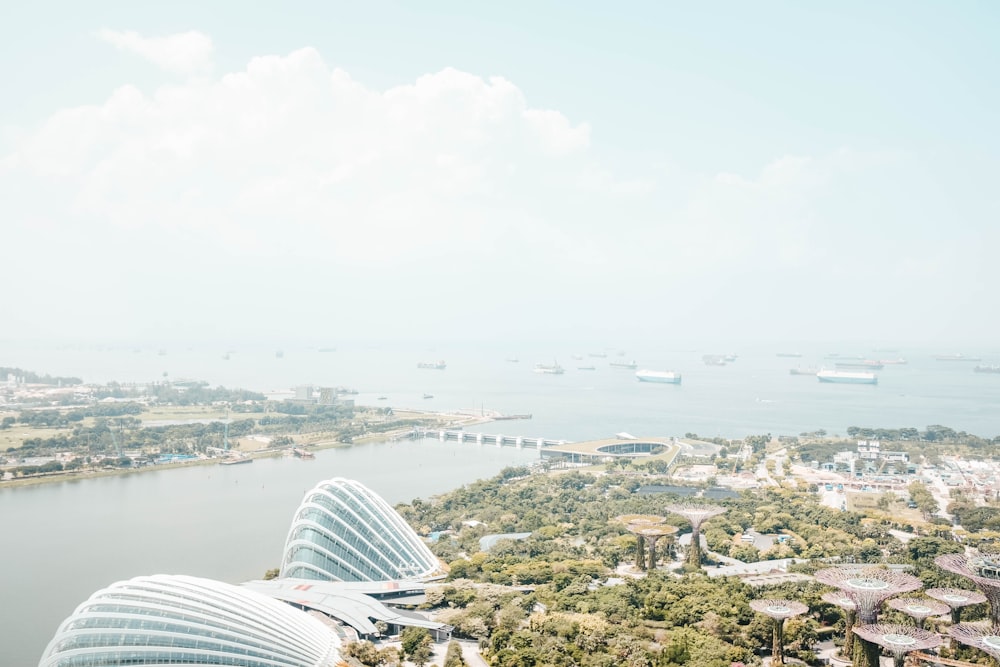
[
  {"left": 38, "top": 574, "right": 342, "bottom": 667},
  {"left": 822, "top": 591, "right": 859, "bottom": 659},
  {"left": 852, "top": 623, "right": 941, "bottom": 667},
  {"left": 936, "top": 552, "right": 1000, "bottom": 624},
  {"left": 281, "top": 477, "right": 443, "bottom": 582},
  {"left": 926, "top": 587, "right": 988, "bottom": 623},
  {"left": 949, "top": 623, "right": 1000, "bottom": 663},
  {"left": 885, "top": 597, "right": 950, "bottom": 629},
  {"left": 749, "top": 599, "right": 808, "bottom": 666},
  {"left": 665, "top": 503, "right": 725, "bottom": 567}
]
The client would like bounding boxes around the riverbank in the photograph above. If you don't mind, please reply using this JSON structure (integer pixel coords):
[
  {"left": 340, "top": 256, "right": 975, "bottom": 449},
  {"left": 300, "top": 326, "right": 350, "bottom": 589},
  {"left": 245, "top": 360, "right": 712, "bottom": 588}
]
[{"left": 0, "top": 408, "right": 494, "bottom": 490}]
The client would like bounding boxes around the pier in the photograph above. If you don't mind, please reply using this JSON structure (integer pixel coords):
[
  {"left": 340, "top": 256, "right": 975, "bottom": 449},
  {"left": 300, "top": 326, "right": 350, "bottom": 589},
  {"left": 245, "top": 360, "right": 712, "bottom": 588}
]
[{"left": 413, "top": 428, "right": 567, "bottom": 449}]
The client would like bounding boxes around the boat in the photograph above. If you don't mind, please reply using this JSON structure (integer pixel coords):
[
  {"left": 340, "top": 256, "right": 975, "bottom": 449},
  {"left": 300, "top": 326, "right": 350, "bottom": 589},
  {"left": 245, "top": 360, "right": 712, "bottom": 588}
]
[
  {"left": 533, "top": 363, "right": 565, "bottom": 375},
  {"left": 702, "top": 354, "right": 727, "bottom": 366},
  {"left": 879, "top": 358, "right": 908, "bottom": 365},
  {"left": 292, "top": 448, "right": 315, "bottom": 459},
  {"left": 494, "top": 414, "right": 532, "bottom": 420},
  {"left": 417, "top": 360, "right": 447, "bottom": 370},
  {"left": 936, "top": 354, "right": 982, "bottom": 362},
  {"left": 219, "top": 456, "right": 252, "bottom": 465},
  {"left": 724, "top": 354, "right": 738, "bottom": 362},
  {"left": 377, "top": 395, "right": 388, "bottom": 400},
  {"left": 571, "top": 354, "right": 584, "bottom": 360},
  {"left": 505, "top": 357, "right": 519, "bottom": 363},
  {"left": 789, "top": 367, "right": 819, "bottom": 376},
  {"left": 609, "top": 360, "right": 638, "bottom": 369},
  {"left": 776, "top": 352, "right": 802, "bottom": 358},
  {"left": 423, "top": 393, "right": 434, "bottom": 399},
  {"left": 318, "top": 347, "right": 336, "bottom": 353},
  {"left": 275, "top": 350, "right": 284, "bottom": 358},
  {"left": 636, "top": 369, "right": 682, "bottom": 384},
  {"left": 835, "top": 361, "right": 884, "bottom": 370},
  {"left": 577, "top": 365, "right": 596, "bottom": 371},
  {"left": 974, "top": 365, "right": 1000, "bottom": 374},
  {"left": 588, "top": 352, "right": 607, "bottom": 358},
  {"left": 817, "top": 370, "right": 877, "bottom": 385}
]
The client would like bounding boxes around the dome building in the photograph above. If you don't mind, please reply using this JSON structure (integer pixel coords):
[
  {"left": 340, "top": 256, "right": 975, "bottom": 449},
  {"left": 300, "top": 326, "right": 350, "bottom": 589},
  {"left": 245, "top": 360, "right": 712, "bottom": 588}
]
[
  {"left": 280, "top": 477, "right": 444, "bottom": 582},
  {"left": 39, "top": 574, "right": 342, "bottom": 667}
]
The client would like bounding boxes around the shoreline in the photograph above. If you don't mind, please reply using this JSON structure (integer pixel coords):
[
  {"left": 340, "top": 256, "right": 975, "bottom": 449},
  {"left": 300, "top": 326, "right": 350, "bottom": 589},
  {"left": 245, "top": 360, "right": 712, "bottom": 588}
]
[{"left": 0, "top": 409, "right": 494, "bottom": 490}]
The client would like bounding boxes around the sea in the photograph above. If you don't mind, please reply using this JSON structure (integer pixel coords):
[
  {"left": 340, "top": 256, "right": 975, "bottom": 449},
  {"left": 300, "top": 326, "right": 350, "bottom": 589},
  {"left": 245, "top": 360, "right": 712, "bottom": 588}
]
[{"left": 2, "top": 340, "right": 1000, "bottom": 664}]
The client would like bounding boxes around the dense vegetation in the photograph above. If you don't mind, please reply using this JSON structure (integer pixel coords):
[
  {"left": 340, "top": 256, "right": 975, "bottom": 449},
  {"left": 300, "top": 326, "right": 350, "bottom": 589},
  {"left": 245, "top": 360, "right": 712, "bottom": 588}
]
[{"left": 337, "top": 468, "right": 989, "bottom": 667}]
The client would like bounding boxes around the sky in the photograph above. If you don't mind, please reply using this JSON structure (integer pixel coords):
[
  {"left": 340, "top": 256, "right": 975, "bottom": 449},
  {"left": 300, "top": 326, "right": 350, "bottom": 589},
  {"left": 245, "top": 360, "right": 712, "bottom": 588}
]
[{"left": 2, "top": 1, "right": 998, "bottom": 347}]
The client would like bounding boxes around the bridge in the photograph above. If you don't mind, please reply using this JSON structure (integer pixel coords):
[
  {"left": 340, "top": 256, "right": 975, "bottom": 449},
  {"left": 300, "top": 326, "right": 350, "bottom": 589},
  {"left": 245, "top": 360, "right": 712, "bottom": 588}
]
[{"left": 412, "top": 428, "right": 568, "bottom": 449}]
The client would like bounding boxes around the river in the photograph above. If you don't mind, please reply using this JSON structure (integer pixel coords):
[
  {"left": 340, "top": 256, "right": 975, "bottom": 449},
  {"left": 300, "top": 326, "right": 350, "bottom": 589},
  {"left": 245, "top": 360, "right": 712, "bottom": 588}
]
[{"left": 0, "top": 438, "right": 538, "bottom": 666}]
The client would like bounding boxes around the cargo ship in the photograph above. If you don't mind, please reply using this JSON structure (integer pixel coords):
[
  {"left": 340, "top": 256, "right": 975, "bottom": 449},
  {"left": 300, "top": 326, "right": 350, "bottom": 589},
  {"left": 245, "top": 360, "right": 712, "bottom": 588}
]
[
  {"left": 702, "top": 354, "right": 728, "bottom": 366},
  {"left": 817, "top": 370, "right": 877, "bottom": 385},
  {"left": 417, "top": 360, "right": 447, "bottom": 370},
  {"left": 636, "top": 369, "right": 682, "bottom": 384},
  {"left": 836, "top": 361, "right": 884, "bottom": 370},
  {"left": 533, "top": 363, "right": 565, "bottom": 375},
  {"left": 974, "top": 365, "right": 1000, "bottom": 374},
  {"left": 610, "top": 360, "right": 638, "bottom": 369},
  {"left": 936, "top": 354, "right": 982, "bottom": 362},
  {"left": 879, "top": 358, "right": 908, "bottom": 365}
]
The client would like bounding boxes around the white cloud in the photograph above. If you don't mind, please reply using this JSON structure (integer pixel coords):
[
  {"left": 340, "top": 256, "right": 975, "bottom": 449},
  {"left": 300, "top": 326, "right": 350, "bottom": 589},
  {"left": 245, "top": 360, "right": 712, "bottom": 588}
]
[
  {"left": 1, "top": 42, "right": 990, "bottom": 343},
  {"left": 98, "top": 29, "right": 213, "bottom": 76}
]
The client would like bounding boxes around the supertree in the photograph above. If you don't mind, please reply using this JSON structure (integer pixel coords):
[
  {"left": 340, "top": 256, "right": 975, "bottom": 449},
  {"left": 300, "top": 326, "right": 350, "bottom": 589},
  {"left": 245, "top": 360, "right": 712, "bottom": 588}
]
[
  {"left": 665, "top": 503, "right": 725, "bottom": 567},
  {"left": 815, "top": 567, "right": 922, "bottom": 667},
  {"left": 851, "top": 624, "right": 941, "bottom": 667},
  {"left": 617, "top": 515, "right": 665, "bottom": 570},
  {"left": 936, "top": 552, "right": 1000, "bottom": 624},
  {"left": 822, "top": 591, "right": 858, "bottom": 659},
  {"left": 885, "top": 597, "right": 950, "bottom": 629},
  {"left": 749, "top": 599, "right": 808, "bottom": 666},
  {"left": 949, "top": 624, "right": 1000, "bottom": 665},
  {"left": 628, "top": 524, "right": 677, "bottom": 570},
  {"left": 926, "top": 587, "right": 988, "bottom": 624}
]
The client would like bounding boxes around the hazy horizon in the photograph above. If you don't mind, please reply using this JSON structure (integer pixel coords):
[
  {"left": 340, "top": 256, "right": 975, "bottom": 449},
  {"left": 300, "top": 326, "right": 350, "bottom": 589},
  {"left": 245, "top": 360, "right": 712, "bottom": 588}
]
[{"left": 2, "top": 2, "right": 997, "bottom": 346}]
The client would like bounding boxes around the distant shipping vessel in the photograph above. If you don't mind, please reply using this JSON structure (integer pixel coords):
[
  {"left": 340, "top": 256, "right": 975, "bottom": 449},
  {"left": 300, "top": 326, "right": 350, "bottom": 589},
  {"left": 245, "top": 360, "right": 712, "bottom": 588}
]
[
  {"left": 789, "top": 367, "right": 819, "bottom": 376},
  {"left": 836, "top": 361, "right": 885, "bottom": 370},
  {"left": 636, "top": 369, "right": 682, "bottom": 384},
  {"left": 588, "top": 352, "right": 607, "bottom": 358},
  {"left": 702, "top": 354, "right": 728, "bottom": 366},
  {"left": 417, "top": 360, "right": 447, "bottom": 370},
  {"left": 817, "top": 370, "right": 877, "bottom": 385},
  {"left": 936, "top": 354, "right": 982, "bottom": 362},
  {"left": 577, "top": 365, "right": 596, "bottom": 371},
  {"left": 777, "top": 352, "right": 802, "bottom": 358},
  {"left": 609, "top": 360, "right": 638, "bottom": 369},
  {"left": 879, "top": 358, "right": 907, "bottom": 365},
  {"left": 974, "top": 365, "right": 1000, "bottom": 374},
  {"left": 533, "top": 363, "right": 565, "bottom": 375}
]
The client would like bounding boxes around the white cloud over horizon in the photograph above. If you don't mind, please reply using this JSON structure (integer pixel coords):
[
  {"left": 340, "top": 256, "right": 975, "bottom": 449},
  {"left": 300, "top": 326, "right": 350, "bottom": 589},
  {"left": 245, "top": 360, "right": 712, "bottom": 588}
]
[
  {"left": 1, "top": 40, "right": 993, "bottom": 345},
  {"left": 97, "top": 29, "right": 213, "bottom": 76}
]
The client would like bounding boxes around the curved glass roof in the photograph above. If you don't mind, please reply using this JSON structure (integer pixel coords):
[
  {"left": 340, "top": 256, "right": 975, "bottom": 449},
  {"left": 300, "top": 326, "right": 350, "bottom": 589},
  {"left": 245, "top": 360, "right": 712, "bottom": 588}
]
[
  {"left": 39, "top": 574, "right": 341, "bottom": 667},
  {"left": 280, "top": 478, "right": 442, "bottom": 582}
]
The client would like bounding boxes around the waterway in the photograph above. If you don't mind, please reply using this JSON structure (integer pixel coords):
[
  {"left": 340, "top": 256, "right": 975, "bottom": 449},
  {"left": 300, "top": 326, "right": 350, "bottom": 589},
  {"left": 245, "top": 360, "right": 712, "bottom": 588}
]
[
  {"left": 0, "top": 438, "right": 538, "bottom": 665},
  {"left": 4, "top": 340, "right": 1000, "bottom": 663}
]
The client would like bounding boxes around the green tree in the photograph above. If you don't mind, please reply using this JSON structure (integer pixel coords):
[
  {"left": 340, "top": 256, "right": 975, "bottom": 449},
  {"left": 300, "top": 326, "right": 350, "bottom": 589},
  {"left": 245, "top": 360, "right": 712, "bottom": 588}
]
[
  {"left": 443, "top": 641, "right": 467, "bottom": 667},
  {"left": 401, "top": 626, "right": 433, "bottom": 663}
]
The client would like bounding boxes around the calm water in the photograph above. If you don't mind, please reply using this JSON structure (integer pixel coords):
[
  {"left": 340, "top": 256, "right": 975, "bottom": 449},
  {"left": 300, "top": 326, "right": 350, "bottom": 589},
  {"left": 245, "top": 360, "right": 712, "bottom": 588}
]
[
  {"left": 3, "top": 341, "right": 1000, "bottom": 663},
  {"left": 0, "top": 440, "right": 538, "bottom": 665},
  {"left": 5, "top": 340, "right": 999, "bottom": 439}
]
